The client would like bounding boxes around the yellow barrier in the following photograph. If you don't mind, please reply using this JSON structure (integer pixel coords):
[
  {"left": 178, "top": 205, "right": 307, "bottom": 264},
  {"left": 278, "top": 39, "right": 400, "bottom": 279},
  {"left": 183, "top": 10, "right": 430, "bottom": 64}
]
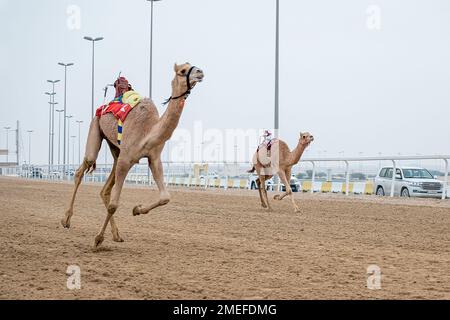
[
  {"left": 165, "top": 177, "right": 375, "bottom": 195},
  {"left": 321, "top": 182, "right": 331, "bottom": 193},
  {"left": 364, "top": 182, "right": 374, "bottom": 194},
  {"left": 302, "top": 181, "right": 312, "bottom": 192}
]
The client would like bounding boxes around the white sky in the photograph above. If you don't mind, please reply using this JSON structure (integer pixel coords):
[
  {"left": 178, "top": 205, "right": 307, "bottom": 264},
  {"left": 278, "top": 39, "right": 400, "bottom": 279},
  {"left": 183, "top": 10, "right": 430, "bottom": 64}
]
[{"left": 1, "top": 0, "right": 449, "bottom": 165}]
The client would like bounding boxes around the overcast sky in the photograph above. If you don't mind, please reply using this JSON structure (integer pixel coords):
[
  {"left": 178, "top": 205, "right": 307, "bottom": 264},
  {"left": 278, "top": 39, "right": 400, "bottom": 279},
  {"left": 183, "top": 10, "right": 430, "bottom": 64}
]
[{"left": 1, "top": 0, "right": 449, "bottom": 165}]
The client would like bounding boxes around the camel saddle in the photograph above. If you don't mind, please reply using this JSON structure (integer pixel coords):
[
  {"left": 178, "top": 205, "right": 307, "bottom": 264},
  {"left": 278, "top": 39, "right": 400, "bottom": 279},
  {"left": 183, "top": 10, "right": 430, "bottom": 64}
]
[
  {"left": 95, "top": 91, "right": 142, "bottom": 122},
  {"left": 95, "top": 76, "right": 142, "bottom": 145},
  {"left": 253, "top": 138, "right": 278, "bottom": 167}
]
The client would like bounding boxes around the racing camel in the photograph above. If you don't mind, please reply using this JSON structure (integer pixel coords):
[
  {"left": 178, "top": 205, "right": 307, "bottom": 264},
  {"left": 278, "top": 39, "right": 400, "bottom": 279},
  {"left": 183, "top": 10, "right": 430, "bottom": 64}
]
[
  {"left": 248, "top": 132, "right": 314, "bottom": 213},
  {"left": 61, "top": 63, "right": 204, "bottom": 247}
]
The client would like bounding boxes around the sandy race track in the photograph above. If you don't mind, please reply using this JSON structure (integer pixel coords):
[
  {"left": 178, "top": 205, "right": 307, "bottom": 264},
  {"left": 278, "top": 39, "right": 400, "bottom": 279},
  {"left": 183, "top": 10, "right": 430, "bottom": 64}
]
[{"left": 0, "top": 177, "right": 449, "bottom": 299}]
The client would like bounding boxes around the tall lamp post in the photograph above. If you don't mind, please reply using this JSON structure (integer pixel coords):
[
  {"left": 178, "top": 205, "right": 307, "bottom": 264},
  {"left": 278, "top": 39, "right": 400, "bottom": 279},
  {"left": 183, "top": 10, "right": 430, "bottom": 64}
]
[
  {"left": 27, "top": 130, "right": 33, "bottom": 166},
  {"left": 83, "top": 36, "right": 104, "bottom": 118},
  {"left": 273, "top": 0, "right": 280, "bottom": 190},
  {"left": 70, "top": 135, "right": 76, "bottom": 168},
  {"left": 146, "top": 0, "right": 162, "bottom": 99},
  {"left": 48, "top": 101, "right": 59, "bottom": 170},
  {"left": 274, "top": 0, "right": 279, "bottom": 137},
  {"left": 4, "top": 126, "right": 11, "bottom": 163},
  {"left": 75, "top": 120, "right": 83, "bottom": 165},
  {"left": 66, "top": 115, "right": 73, "bottom": 174},
  {"left": 44, "top": 92, "right": 55, "bottom": 168},
  {"left": 55, "top": 109, "right": 64, "bottom": 166},
  {"left": 58, "top": 62, "right": 74, "bottom": 176},
  {"left": 47, "top": 79, "right": 60, "bottom": 165}
]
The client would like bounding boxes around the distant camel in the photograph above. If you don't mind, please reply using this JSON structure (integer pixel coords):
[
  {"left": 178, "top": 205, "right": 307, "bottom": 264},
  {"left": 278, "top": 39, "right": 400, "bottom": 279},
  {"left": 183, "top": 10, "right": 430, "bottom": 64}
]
[
  {"left": 248, "top": 132, "right": 314, "bottom": 212},
  {"left": 62, "top": 63, "right": 204, "bottom": 247}
]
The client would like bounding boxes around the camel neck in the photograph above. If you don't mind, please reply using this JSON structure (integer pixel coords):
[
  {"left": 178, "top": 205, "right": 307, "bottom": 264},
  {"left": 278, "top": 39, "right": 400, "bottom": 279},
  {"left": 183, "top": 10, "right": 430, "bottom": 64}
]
[
  {"left": 289, "top": 141, "right": 307, "bottom": 165},
  {"left": 157, "top": 97, "right": 185, "bottom": 141}
]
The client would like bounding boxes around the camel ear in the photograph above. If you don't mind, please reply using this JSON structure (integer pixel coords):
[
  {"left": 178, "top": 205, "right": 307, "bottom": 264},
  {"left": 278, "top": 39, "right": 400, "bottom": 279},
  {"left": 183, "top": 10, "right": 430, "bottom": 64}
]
[
  {"left": 173, "top": 63, "right": 179, "bottom": 73},
  {"left": 299, "top": 132, "right": 304, "bottom": 137}
]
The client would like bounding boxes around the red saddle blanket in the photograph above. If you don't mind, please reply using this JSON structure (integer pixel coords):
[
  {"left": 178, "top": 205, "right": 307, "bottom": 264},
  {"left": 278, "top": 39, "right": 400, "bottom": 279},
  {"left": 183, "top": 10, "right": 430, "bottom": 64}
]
[{"left": 95, "top": 102, "right": 133, "bottom": 122}]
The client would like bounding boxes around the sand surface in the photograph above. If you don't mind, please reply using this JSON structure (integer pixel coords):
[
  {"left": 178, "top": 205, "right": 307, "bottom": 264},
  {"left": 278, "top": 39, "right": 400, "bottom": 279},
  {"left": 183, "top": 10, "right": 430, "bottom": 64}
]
[{"left": 0, "top": 177, "right": 449, "bottom": 299}]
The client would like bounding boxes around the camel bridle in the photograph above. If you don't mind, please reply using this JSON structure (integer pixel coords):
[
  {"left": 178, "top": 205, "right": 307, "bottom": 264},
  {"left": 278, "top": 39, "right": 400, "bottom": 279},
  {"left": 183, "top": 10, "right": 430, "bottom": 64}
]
[{"left": 163, "top": 66, "right": 196, "bottom": 105}]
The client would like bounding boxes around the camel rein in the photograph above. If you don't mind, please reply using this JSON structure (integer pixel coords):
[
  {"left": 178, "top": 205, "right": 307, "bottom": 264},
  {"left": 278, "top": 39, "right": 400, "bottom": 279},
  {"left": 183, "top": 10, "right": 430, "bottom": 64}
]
[{"left": 162, "top": 66, "right": 196, "bottom": 105}]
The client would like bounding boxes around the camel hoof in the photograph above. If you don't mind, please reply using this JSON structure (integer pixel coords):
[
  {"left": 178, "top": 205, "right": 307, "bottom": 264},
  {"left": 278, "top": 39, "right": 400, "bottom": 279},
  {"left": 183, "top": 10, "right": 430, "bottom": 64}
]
[
  {"left": 94, "top": 234, "right": 104, "bottom": 248},
  {"left": 132, "top": 205, "right": 143, "bottom": 216},
  {"left": 61, "top": 217, "right": 70, "bottom": 229},
  {"left": 113, "top": 235, "right": 124, "bottom": 242},
  {"left": 274, "top": 194, "right": 281, "bottom": 200},
  {"left": 294, "top": 208, "right": 301, "bottom": 214},
  {"left": 261, "top": 203, "right": 268, "bottom": 208}
]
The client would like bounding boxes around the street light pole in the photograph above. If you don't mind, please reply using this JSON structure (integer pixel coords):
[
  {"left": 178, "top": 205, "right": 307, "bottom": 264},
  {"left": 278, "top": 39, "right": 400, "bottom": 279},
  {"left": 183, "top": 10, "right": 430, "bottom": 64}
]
[
  {"left": 146, "top": 0, "right": 162, "bottom": 99},
  {"left": 274, "top": 0, "right": 279, "bottom": 138},
  {"left": 44, "top": 92, "right": 55, "bottom": 168},
  {"left": 58, "top": 62, "right": 74, "bottom": 176},
  {"left": 55, "top": 109, "right": 64, "bottom": 166},
  {"left": 66, "top": 115, "right": 73, "bottom": 174},
  {"left": 71, "top": 135, "right": 76, "bottom": 167},
  {"left": 4, "top": 126, "right": 11, "bottom": 163},
  {"left": 47, "top": 79, "right": 60, "bottom": 165},
  {"left": 48, "top": 102, "right": 58, "bottom": 170},
  {"left": 273, "top": 0, "right": 280, "bottom": 191},
  {"left": 76, "top": 120, "right": 83, "bottom": 165},
  {"left": 27, "top": 130, "right": 33, "bottom": 165},
  {"left": 83, "top": 36, "right": 104, "bottom": 119}
]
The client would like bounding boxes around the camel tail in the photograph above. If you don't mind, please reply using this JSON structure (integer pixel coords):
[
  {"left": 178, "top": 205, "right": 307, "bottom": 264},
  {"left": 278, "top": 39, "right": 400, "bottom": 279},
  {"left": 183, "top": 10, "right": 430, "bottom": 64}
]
[{"left": 247, "top": 166, "right": 255, "bottom": 173}]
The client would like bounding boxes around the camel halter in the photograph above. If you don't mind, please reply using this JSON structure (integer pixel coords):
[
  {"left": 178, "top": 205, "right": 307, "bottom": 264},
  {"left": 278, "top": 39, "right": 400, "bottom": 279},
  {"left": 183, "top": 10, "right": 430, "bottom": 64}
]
[{"left": 162, "top": 66, "right": 196, "bottom": 105}]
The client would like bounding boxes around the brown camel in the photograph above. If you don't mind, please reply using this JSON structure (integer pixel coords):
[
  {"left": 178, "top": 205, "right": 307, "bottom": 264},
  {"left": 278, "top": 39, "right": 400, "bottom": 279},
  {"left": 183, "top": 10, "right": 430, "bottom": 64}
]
[
  {"left": 61, "top": 62, "right": 204, "bottom": 247},
  {"left": 248, "top": 132, "right": 314, "bottom": 212}
]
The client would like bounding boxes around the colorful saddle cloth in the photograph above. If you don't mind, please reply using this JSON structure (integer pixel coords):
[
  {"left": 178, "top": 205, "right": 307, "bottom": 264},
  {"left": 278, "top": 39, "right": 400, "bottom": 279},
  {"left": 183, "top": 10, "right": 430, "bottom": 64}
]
[{"left": 95, "top": 90, "right": 142, "bottom": 145}]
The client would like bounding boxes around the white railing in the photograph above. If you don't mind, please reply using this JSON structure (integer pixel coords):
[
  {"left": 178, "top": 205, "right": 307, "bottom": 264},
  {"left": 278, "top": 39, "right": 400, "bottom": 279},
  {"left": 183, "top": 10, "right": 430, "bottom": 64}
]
[
  {"left": 298, "top": 155, "right": 450, "bottom": 200},
  {"left": 1, "top": 155, "right": 449, "bottom": 199}
]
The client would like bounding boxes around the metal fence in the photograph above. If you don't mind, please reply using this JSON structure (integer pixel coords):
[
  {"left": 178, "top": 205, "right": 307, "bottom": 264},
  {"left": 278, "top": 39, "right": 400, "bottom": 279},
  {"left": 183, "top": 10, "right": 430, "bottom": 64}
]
[{"left": 0, "top": 155, "right": 448, "bottom": 199}]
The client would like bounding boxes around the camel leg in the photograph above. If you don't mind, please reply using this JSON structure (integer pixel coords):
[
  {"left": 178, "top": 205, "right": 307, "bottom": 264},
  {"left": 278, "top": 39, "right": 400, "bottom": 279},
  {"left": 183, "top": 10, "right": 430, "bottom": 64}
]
[
  {"left": 62, "top": 117, "right": 102, "bottom": 228},
  {"left": 133, "top": 157, "right": 170, "bottom": 216},
  {"left": 273, "top": 168, "right": 292, "bottom": 201},
  {"left": 260, "top": 176, "right": 273, "bottom": 211},
  {"left": 256, "top": 177, "right": 268, "bottom": 208},
  {"left": 99, "top": 159, "right": 123, "bottom": 242},
  {"left": 94, "top": 157, "right": 132, "bottom": 248},
  {"left": 277, "top": 169, "right": 299, "bottom": 213}
]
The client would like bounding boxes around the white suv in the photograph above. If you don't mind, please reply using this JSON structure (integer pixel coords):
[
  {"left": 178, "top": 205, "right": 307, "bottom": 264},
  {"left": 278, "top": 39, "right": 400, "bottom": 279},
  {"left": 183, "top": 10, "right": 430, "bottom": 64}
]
[{"left": 374, "top": 167, "right": 445, "bottom": 198}]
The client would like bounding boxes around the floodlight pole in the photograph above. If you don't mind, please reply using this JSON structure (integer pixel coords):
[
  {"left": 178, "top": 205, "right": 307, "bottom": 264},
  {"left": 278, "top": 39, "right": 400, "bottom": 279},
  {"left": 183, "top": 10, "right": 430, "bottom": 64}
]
[
  {"left": 58, "top": 62, "right": 74, "bottom": 176},
  {"left": 147, "top": 0, "right": 162, "bottom": 99},
  {"left": 84, "top": 36, "right": 104, "bottom": 119}
]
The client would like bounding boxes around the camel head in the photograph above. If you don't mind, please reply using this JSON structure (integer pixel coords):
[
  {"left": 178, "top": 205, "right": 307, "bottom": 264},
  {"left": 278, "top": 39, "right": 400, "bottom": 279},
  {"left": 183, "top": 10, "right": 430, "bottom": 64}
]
[
  {"left": 171, "top": 62, "right": 204, "bottom": 97},
  {"left": 299, "top": 132, "right": 314, "bottom": 146}
]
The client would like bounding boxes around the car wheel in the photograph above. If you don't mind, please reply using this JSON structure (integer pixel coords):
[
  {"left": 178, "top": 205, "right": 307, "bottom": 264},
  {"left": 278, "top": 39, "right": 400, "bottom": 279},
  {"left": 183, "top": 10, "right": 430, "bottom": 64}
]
[
  {"left": 401, "top": 188, "right": 410, "bottom": 197},
  {"left": 376, "top": 186, "right": 385, "bottom": 196},
  {"left": 251, "top": 182, "right": 257, "bottom": 190}
]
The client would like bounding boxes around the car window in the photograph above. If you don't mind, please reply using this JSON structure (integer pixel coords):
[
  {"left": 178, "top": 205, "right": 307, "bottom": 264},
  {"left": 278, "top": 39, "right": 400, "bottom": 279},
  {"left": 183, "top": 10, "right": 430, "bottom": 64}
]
[
  {"left": 386, "top": 168, "right": 393, "bottom": 178},
  {"left": 379, "top": 168, "right": 387, "bottom": 177},
  {"left": 403, "top": 169, "right": 434, "bottom": 179}
]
